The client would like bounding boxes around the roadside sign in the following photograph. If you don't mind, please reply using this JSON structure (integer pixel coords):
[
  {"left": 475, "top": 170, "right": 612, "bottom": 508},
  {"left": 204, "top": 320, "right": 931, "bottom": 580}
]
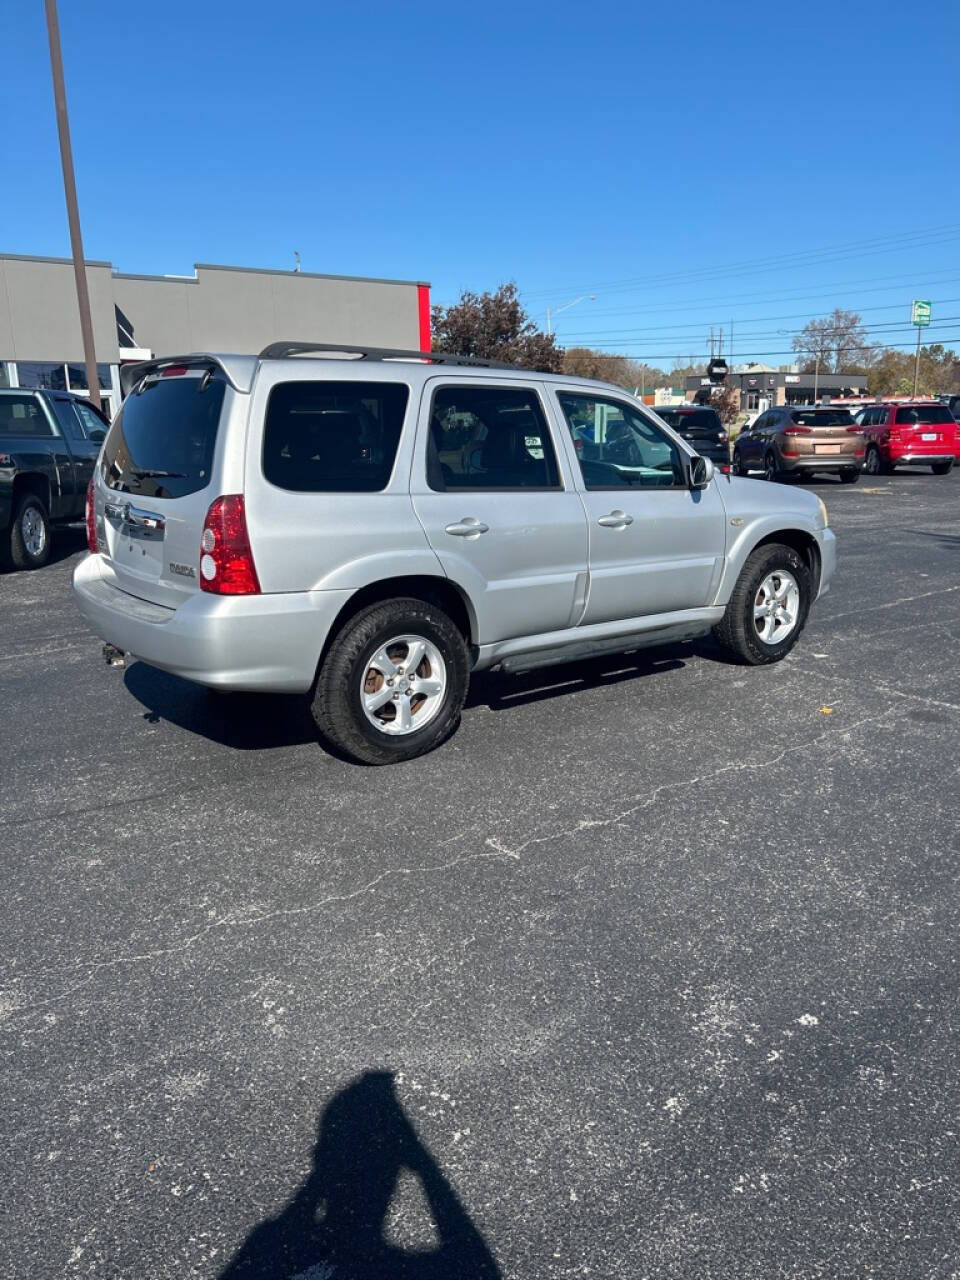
[{"left": 911, "top": 299, "right": 931, "bottom": 327}]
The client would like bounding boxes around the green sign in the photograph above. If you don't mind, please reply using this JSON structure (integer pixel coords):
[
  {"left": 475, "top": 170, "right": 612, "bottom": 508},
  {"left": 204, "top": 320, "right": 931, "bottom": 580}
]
[{"left": 911, "top": 299, "right": 931, "bottom": 327}]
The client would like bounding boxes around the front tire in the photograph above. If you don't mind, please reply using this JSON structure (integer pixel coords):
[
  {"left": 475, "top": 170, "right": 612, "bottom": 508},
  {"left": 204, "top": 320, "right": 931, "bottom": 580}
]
[
  {"left": 931, "top": 461, "right": 953, "bottom": 475},
  {"left": 2, "top": 494, "right": 52, "bottom": 570},
  {"left": 311, "top": 598, "right": 469, "bottom": 765},
  {"left": 713, "top": 543, "right": 812, "bottom": 666}
]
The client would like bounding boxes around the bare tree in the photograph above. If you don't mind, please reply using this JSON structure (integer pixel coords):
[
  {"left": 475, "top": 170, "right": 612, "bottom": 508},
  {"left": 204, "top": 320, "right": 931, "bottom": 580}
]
[{"left": 792, "top": 309, "right": 874, "bottom": 373}]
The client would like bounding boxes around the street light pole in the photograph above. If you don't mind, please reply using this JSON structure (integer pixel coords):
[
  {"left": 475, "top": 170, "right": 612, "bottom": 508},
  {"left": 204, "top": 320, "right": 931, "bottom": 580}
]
[{"left": 44, "top": 0, "right": 101, "bottom": 411}]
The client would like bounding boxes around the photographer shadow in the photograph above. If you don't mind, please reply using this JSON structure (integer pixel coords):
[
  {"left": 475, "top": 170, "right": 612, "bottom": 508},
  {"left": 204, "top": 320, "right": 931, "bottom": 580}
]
[{"left": 219, "top": 1071, "right": 501, "bottom": 1280}]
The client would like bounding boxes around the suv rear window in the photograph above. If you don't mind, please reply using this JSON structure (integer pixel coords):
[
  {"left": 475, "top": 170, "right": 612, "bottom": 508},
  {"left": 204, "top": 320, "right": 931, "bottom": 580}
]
[
  {"left": 789, "top": 410, "right": 854, "bottom": 426},
  {"left": 894, "top": 405, "right": 954, "bottom": 425},
  {"left": 658, "top": 408, "right": 721, "bottom": 429},
  {"left": 102, "top": 371, "right": 226, "bottom": 499},
  {"left": 263, "top": 381, "right": 408, "bottom": 492}
]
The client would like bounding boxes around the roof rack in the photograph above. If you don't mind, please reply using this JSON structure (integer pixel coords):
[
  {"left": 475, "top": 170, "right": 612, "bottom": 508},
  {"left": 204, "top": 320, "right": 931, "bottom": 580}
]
[{"left": 257, "top": 341, "right": 517, "bottom": 370}]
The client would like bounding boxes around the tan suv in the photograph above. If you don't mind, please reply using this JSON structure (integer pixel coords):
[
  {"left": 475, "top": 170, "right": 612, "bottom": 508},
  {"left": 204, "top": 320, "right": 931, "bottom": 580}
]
[{"left": 733, "top": 406, "right": 864, "bottom": 483}]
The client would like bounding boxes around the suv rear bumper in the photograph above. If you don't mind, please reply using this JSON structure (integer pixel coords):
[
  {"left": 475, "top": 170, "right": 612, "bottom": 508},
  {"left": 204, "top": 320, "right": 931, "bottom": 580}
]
[
  {"left": 780, "top": 456, "right": 861, "bottom": 473},
  {"left": 73, "top": 554, "right": 352, "bottom": 692},
  {"left": 889, "top": 453, "right": 954, "bottom": 466}
]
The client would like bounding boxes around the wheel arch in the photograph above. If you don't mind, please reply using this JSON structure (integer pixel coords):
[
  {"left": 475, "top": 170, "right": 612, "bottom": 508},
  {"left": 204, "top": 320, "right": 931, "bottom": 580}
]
[
  {"left": 12, "top": 471, "right": 52, "bottom": 513},
  {"left": 751, "top": 528, "right": 821, "bottom": 594},
  {"left": 317, "top": 574, "right": 477, "bottom": 676}
]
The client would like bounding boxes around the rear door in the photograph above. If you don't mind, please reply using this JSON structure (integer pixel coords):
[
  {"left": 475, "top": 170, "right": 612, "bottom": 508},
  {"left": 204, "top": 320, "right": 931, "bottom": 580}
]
[
  {"left": 49, "top": 395, "right": 107, "bottom": 505},
  {"left": 411, "top": 380, "right": 589, "bottom": 644},
  {"left": 893, "top": 404, "right": 957, "bottom": 456},
  {"left": 96, "top": 367, "right": 232, "bottom": 607}
]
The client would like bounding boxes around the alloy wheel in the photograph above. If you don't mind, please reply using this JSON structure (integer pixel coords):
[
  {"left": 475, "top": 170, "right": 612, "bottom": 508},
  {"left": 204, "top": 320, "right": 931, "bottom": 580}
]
[
  {"left": 22, "top": 505, "right": 47, "bottom": 558},
  {"left": 360, "top": 634, "right": 448, "bottom": 736},
  {"left": 753, "top": 570, "right": 800, "bottom": 646}
]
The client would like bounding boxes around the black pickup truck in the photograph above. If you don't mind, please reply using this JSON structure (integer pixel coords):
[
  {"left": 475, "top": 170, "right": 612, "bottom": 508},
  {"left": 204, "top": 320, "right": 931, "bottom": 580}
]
[{"left": 0, "top": 388, "right": 107, "bottom": 570}]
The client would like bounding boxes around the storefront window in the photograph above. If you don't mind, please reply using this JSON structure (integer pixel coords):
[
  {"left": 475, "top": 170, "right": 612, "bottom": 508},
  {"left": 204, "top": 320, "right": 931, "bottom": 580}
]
[
  {"left": 0, "top": 362, "right": 11, "bottom": 388},
  {"left": 16, "top": 361, "right": 67, "bottom": 389},
  {"left": 66, "top": 362, "right": 112, "bottom": 392}
]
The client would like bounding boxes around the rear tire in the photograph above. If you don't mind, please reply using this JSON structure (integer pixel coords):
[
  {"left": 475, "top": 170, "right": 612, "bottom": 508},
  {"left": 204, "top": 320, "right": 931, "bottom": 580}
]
[
  {"left": 931, "top": 461, "right": 953, "bottom": 475},
  {"left": 311, "top": 597, "right": 469, "bottom": 765},
  {"left": 732, "top": 449, "right": 746, "bottom": 476},
  {"left": 2, "top": 494, "right": 52, "bottom": 571},
  {"left": 863, "top": 445, "right": 881, "bottom": 476},
  {"left": 839, "top": 467, "right": 859, "bottom": 484},
  {"left": 763, "top": 451, "right": 779, "bottom": 482},
  {"left": 713, "top": 543, "right": 812, "bottom": 666}
]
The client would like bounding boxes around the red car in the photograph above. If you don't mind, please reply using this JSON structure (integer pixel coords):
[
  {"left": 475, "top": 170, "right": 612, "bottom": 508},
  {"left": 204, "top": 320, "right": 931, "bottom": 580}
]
[{"left": 855, "top": 402, "right": 958, "bottom": 475}]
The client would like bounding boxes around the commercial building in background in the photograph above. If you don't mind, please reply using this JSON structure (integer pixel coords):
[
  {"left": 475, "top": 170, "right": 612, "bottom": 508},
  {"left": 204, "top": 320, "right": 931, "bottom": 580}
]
[
  {"left": 686, "top": 363, "right": 868, "bottom": 413},
  {"left": 0, "top": 253, "right": 431, "bottom": 419}
]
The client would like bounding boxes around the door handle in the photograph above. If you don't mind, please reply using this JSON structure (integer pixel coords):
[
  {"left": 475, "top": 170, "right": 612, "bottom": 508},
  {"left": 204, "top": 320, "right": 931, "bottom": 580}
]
[
  {"left": 104, "top": 500, "right": 165, "bottom": 532},
  {"left": 444, "top": 517, "right": 490, "bottom": 538},
  {"left": 597, "top": 509, "right": 634, "bottom": 529}
]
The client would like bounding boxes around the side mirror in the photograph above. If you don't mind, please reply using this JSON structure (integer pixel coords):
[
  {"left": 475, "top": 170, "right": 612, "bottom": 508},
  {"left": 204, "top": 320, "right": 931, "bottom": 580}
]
[
  {"left": 690, "top": 455, "right": 715, "bottom": 489},
  {"left": 89, "top": 428, "right": 106, "bottom": 443}
]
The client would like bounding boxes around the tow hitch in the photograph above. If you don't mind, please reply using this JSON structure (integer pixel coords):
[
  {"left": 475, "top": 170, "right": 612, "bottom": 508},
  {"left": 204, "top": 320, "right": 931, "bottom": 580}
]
[{"left": 102, "top": 643, "right": 126, "bottom": 668}]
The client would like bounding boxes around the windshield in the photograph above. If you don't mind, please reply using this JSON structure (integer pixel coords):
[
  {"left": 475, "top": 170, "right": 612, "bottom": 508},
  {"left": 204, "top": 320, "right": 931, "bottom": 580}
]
[{"left": 102, "top": 371, "right": 226, "bottom": 499}]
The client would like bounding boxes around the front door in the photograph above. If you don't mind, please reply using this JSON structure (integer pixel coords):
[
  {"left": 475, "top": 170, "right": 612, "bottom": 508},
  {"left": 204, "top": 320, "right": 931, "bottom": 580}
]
[
  {"left": 411, "top": 380, "right": 589, "bottom": 645},
  {"left": 551, "top": 390, "right": 726, "bottom": 624}
]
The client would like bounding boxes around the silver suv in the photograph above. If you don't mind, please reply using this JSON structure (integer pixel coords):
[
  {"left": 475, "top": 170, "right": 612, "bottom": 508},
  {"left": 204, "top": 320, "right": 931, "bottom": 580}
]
[{"left": 74, "top": 344, "right": 837, "bottom": 764}]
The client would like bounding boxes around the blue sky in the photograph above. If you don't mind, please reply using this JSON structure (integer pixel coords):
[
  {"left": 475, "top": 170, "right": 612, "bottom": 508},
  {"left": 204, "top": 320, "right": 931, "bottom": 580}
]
[{"left": 3, "top": 0, "right": 958, "bottom": 366}]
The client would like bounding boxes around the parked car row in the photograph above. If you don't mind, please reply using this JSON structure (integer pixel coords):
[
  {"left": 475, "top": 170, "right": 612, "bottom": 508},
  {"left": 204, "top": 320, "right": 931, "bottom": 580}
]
[
  {"left": 0, "top": 387, "right": 108, "bottom": 569},
  {"left": 730, "top": 401, "right": 958, "bottom": 484}
]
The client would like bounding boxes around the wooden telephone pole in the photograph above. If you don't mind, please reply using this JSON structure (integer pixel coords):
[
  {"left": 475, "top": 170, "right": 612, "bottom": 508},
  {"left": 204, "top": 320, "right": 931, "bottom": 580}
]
[{"left": 44, "top": 0, "right": 101, "bottom": 410}]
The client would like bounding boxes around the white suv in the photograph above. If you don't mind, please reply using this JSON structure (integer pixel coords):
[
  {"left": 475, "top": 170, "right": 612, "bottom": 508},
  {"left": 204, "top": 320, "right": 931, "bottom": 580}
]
[{"left": 74, "top": 344, "right": 836, "bottom": 764}]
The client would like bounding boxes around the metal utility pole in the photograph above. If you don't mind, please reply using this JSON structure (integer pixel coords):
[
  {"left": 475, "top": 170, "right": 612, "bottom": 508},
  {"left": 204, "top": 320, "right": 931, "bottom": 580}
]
[
  {"left": 913, "top": 327, "right": 922, "bottom": 397},
  {"left": 44, "top": 0, "right": 100, "bottom": 410}
]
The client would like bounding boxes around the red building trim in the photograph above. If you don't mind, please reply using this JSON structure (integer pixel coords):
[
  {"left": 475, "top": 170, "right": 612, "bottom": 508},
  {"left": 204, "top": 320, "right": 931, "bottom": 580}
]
[{"left": 417, "top": 284, "right": 431, "bottom": 351}]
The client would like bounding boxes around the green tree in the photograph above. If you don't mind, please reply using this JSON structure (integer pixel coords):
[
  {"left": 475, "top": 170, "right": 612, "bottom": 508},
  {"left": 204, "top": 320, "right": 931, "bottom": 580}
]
[{"left": 431, "top": 283, "right": 564, "bottom": 372}]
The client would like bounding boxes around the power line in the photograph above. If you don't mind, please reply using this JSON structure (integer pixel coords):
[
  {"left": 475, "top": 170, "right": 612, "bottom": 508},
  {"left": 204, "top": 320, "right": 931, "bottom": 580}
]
[
  {"left": 521, "top": 224, "right": 960, "bottom": 303},
  {"left": 559, "top": 300, "right": 960, "bottom": 341},
  {"left": 594, "top": 334, "right": 960, "bottom": 363},
  {"left": 433, "top": 270, "right": 960, "bottom": 316}
]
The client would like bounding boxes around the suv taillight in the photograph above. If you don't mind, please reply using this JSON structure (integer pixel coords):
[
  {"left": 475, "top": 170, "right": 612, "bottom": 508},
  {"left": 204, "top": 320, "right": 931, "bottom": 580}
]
[
  {"left": 85, "top": 476, "right": 99, "bottom": 553},
  {"left": 783, "top": 426, "right": 812, "bottom": 436},
  {"left": 200, "top": 495, "right": 260, "bottom": 595}
]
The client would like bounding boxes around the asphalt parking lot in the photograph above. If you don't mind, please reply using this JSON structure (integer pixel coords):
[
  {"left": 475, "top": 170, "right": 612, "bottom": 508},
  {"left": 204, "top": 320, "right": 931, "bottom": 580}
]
[{"left": 2, "top": 470, "right": 959, "bottom": 1279}]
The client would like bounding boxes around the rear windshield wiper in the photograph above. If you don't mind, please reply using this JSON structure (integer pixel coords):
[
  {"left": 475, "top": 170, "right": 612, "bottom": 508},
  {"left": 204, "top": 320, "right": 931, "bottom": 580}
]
[{"left": 130, "top": 468, "right": 186, "bottom": 479}]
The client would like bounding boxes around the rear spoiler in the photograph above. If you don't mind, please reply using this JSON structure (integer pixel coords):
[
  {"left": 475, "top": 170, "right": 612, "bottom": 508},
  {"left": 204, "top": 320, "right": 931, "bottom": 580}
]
[{"left": 119, "top": 353, "right": 257, "bottom": 398}]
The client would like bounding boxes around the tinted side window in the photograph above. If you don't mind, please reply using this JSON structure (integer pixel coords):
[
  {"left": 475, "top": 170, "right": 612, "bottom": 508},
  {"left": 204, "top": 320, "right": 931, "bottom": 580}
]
[
  {"left": 51, "top": 397, "right": 83, "bottom": 439},
  {"left": 74, "top": 402, "right": 108, "bottom": 439},
  {"left": 557, "top": 393, "right": 685, "bottom": 489},
  {"left": 263, "top": 381, "right": 408, "bottom": 493},
  {"left": 427, "top": 386, "right": 559, "bottom": 491},
  {"left": 0, "top": 395, "right": 54, "bottom": 437}
]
